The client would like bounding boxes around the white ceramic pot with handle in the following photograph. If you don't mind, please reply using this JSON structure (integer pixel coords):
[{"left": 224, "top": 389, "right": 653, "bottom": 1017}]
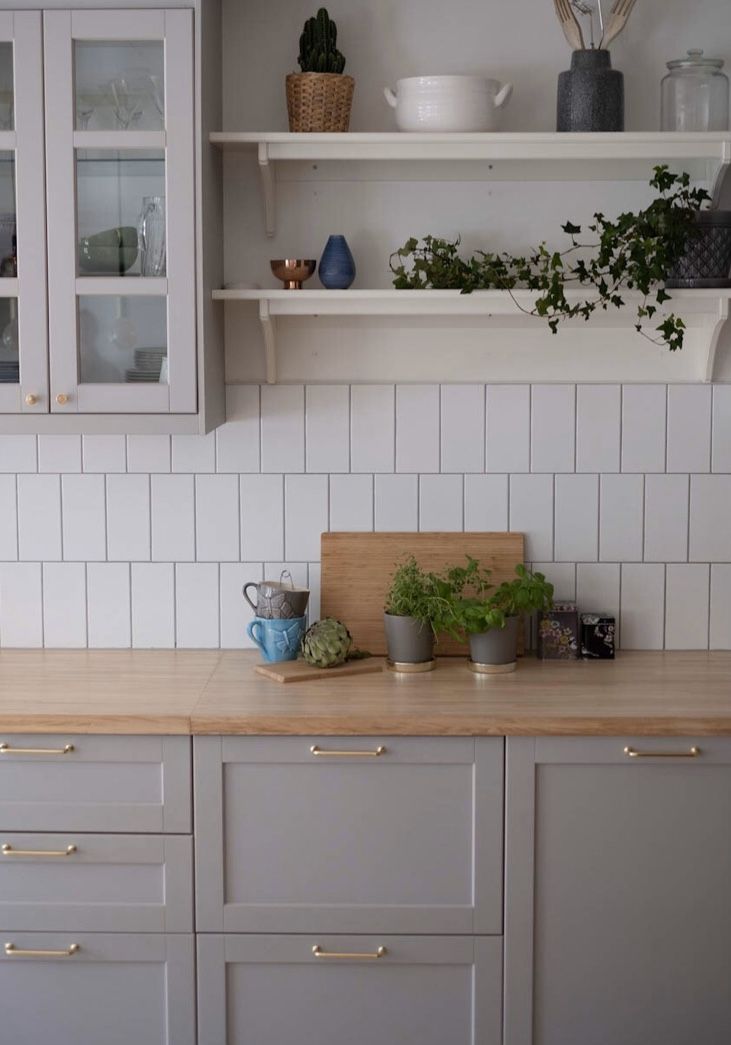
[{"left": 384, "top": 75, "right": 513, "bottom": 132}]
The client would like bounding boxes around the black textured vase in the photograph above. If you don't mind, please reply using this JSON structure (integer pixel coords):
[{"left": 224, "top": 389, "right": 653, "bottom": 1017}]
[{"left": 557, "top": 49, "right": 624, "bottom": 132}]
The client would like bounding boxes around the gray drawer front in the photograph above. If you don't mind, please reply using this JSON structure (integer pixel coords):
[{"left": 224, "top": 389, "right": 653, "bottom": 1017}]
[
  {"left": 533, "top": 736, "right": 731, "bottom": 764},
  {"left": 195, "top": 736, "right": 504, "bottom": 934},
  {"left": 198, "top": 934, "right": 502, "bottom": 1045},
  {"left": 0, "top": 735, "right": 190, "bottom": 833},
  {"left": 0, "top": 834, "right": 192, "bottom": 932},
  {"left": 0, "top": 932, "right": 194, "bottom": 1045}
]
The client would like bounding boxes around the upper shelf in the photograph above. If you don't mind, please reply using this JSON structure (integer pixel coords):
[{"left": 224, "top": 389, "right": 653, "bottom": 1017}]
[{"left": 211, "top": 131, "right": 731, "bottom": 236}]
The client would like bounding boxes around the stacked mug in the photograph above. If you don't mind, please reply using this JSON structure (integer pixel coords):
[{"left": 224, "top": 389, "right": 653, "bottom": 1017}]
[{"left": 244, "top": 572, "right": 310, "bottom": 663}]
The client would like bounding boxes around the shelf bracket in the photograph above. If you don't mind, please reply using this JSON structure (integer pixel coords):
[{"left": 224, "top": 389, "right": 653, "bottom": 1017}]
[
  {"left": 258, "top": 142, "right": 276, "bottom": 238},
  {"left": 702, "top": 297, "right": 730, "bottom": 383},
  {"left": 259, "top": 299, "right": 277, "bottom": 383}
]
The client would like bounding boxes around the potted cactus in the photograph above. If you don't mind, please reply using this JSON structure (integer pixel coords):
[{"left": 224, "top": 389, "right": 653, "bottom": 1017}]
[{"left": 286, "top": 8, "right": 354, "bottom": 132}]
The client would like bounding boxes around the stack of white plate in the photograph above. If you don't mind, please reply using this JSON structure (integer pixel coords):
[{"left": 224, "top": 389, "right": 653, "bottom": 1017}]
[
  {"left": 0, "top": 359, "right": 19, "bottom": 384},
  {"left": 125, "top": 348, "right": 166, "bottom": 383}
]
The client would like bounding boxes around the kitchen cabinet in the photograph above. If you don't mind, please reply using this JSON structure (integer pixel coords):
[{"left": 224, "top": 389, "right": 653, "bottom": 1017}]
[
  {"left": 0, "top": 932, "right": 195, "bottom": 1045},
  {"left": 197, "top": 934, "right": 502, "bottom": 1045},
  {"left": 0, "top": 3, "right": 224, "bottom": 434},
  {"left": 194, "top": 735, "right": 504, "bottom": 934},
  {"left": 504, "top": 736, "right": 731, "bottom": 1045}
]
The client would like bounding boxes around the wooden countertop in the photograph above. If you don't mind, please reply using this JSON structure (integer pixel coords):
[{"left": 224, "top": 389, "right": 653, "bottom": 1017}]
[{"left": 0, "top": 649, "right": 730, "bottom": 736}]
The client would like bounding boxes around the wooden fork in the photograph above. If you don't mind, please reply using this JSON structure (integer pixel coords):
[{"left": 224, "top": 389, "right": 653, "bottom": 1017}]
[
  {"left": 600, "top": 0, "right": 637, "bottom": 48},
  {"left": 554, "top": 0, "right": 586, "bottom": 50}
]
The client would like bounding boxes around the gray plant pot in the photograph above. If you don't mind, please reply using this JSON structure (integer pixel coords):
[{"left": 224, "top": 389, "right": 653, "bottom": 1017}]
[
  {"left": 666, "top": 210, "right": 731, "bottom": 289},
  {"left": 468, "top": 617, "right": 519, "bottom": 666},
  {"left": 557, "top": 49, "right": 624, "bottom": 132},
  {"left": 383, "top": 613, "right": 434, "bottom": 664}
]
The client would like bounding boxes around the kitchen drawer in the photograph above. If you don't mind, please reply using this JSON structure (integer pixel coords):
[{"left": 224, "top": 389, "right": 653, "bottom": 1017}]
[
  {"left": 198, "top": 933, "right": 502, "bottom": 1045},
  {"left": 0, "top": 932, "right": 194, "bottom": 1045},
  {"left": 532, "top": 736, "right": 731, "bottom": 764},
  {"left": 0, "top": 735, "right": 190, "bottom": 833},
  {"left": 0, "top": 833, "right": 192, "bottom": 932},
  {"left": 195, "top": 736, "right": 503, "bottom": 934}
]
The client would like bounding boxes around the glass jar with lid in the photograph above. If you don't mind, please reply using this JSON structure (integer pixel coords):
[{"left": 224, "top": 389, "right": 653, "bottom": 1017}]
[{"left": 661, "top": 49, "right": 729, "bottom": 131}]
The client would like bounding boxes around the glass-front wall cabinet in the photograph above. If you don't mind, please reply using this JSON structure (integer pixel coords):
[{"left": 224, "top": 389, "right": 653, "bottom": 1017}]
[{"left": 2, "top": 8, "right": 195, "bottom": 416}]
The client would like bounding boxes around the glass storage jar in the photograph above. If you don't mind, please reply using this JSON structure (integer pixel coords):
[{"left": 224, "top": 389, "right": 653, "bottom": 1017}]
[{"left": 661, "top": 50, "right": 729, "bottom": 131}]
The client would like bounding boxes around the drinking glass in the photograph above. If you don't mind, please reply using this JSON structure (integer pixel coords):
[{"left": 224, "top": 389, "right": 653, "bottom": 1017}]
[{"left": 137, "top": 195, "right": 166, "bottom": 276}]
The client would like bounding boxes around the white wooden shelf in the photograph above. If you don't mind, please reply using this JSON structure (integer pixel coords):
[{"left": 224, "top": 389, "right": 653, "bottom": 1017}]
[
  {"left": 210, "top": 131, "right": 731, "bottom": 235},
  {"left": 213, "top": 287, "right": 731, "bottom": 385}
]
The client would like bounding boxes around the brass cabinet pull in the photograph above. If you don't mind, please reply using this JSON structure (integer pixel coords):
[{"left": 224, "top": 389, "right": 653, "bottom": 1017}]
[
  {"left": 310, "top": 745, "right": 386, "bottom": 758},
  {"left": 0, "top": 743, "right": 74, "bottom": 756},
  {"left": 624, "top": 745, "right": 701, "bottom": 759},
  {"left": 312, "top": 945, "right": 387, "bottom": 961},
  {"left": 5, "top": 943, "right": 79, "bottom": 959},
  {"left": 2, "top": 844, "right": 77, "bottom": 858}
]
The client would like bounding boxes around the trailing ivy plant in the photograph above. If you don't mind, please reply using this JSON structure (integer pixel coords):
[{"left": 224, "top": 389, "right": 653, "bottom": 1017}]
[{"left": 389, "top": 166, "right": 710, "bottom": 352}]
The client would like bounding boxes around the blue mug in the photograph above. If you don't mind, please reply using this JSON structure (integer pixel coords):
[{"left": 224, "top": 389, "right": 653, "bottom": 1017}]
[{"left": 247, "top": 615, "right": 306, "bottom": 663}]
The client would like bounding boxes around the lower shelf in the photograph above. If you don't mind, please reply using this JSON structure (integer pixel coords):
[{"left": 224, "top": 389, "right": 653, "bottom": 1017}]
[{"left": 213, "top": 288, "right": 731, "bottom": 384}]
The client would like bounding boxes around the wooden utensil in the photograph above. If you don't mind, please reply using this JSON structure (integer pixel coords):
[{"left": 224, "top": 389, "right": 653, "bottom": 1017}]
[
  {"left": 254, "top": 658, "right": 384, "bottom": 684},
  {"left": 321, "top": 532, "right": 525, "bottom": 657},
  {"left": 599, "top": 0, "right": 637, "bottom": 48},
  {"left": 554, "top": 0, "right": 586, "bottom": 50}
]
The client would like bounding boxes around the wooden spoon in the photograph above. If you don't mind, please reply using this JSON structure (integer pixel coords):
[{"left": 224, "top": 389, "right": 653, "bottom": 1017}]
[{"left": 600, "top": 0, "right": 637, "bottom": 48}]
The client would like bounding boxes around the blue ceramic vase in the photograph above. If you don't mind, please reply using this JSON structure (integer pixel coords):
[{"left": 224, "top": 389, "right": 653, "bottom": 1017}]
[{"left": 318, "top": 235, "right": 356, "bottom": 289}]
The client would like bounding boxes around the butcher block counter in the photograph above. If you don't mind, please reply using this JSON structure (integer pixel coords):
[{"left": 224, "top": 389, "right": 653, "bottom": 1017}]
[{"left": 0, "top": 649, "right": 730, "bottom": 735}]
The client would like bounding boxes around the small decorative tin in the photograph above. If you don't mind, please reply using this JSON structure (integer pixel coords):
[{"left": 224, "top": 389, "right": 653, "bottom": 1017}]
[
  {"left": 580, "top": 613, "right": 616, "bottom": 660},
  {"left": 537, "top": 602, "right": 579, "bottom": 660}
]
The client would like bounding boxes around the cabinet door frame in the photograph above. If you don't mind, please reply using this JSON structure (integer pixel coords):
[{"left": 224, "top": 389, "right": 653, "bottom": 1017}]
[
  {"left": 503, "top": 735, "right": 731, "bottom": 1045},
  {"left": 197, "top": 933, "right": 502, "bottom": 1045},
  {"left": 194, "top": 735, "right": 504, "bottom": 935},
  {"left": 0, "top": 11, "right": 48, "bottom": 416},
  {"left": 43, "top": 7, "right": 196, "bottom": 415}
]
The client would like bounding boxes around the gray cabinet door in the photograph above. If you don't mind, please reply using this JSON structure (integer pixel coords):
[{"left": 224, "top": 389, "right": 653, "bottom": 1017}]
[
  {"left": 0, "top": 833, "right": 192, "bottom": 931},
  {"left": 195, "top": 736, "right": 503, "bottom": 934},
  {"left": 504, "top": 736, "right": 731, "bottom": 1045},
  {"left": 198, "top": 934, "right": 502, "bottom": 1045},
  {"left": 0, "top": 932, "right": 195, "bottom": 1045},
  {"left": 0, "top": 735, "right": 190, "bottom": 832}
]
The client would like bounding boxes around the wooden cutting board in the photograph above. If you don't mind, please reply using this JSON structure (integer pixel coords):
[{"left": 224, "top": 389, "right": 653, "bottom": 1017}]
[
  {"left": 255, "top": 658, "right": 384, "bottom": 684},
  {"left": 321, "top": 532, "right": 525, "bottom": 656}
]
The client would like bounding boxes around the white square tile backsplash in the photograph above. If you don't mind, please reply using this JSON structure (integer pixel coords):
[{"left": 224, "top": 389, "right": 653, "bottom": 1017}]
[{"left": 0, "top": 382, "right": 729, "bottom": 650}]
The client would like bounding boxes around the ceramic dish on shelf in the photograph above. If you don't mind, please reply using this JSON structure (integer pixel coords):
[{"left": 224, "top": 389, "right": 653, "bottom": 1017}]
[
  {"left": 78, "top": 226, "right": 138, "bottom": 275},
  {"left": 270, "top": 259, "right": 316, "bottom": 290}
]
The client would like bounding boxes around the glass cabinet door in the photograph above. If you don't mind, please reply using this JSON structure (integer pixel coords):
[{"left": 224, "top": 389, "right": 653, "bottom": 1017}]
[
  {"left": 0, "top": 13, "right": 48, "bottom": 415},
  {"left": 44, "top": 9, "right": 195, "bottom": 414}
]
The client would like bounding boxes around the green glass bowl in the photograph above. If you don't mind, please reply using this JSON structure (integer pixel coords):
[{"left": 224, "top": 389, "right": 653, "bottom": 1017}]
[{"left": 79, "top": 226, "right": 139, "bottom": 275}]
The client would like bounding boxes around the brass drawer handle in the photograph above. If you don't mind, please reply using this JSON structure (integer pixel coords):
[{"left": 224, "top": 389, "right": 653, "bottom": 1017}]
[
  {"left": 0, "top": 743, "right": 74, "bottom": 756},
  {"left": 312, "top": 945, "right": 387, "bottom": 961},
  {"left": 5, "top": 943, "right": 79, "bottom": 959},
  {"left": 2, "top": 844, "right": 77, "bottom": 858},
  {"left": 310, "top": 745, "right": 386, "bottom": 758},
  {"left": 624, "top": 746, "right": 701, "bottom": 759}
]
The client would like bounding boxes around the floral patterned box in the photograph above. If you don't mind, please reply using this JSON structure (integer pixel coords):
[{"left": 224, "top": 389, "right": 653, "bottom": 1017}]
[
  {"left": 537, "top": 602, "right": 579, "bottom": 660},
  {"left": 580, "top": 613, "right": 616, "bottom": 660}
]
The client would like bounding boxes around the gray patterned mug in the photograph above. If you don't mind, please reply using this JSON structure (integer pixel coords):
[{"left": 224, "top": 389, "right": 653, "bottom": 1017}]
[{"left": 243, "top": 572, "right": 310, "bottom": 620}]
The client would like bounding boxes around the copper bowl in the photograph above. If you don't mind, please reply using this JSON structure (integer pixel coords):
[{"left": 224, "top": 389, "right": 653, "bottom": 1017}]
[{"left": 270, "top": 258, "right": 316, "bottom": 290}]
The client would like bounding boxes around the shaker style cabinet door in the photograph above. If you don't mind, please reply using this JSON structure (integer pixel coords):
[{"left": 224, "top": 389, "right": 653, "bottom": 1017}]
[
  {"left": 195, "top": 736, "right": 504, "bottom": 934},
  {"left": 0, "top": 933, "right": 195, "bottom": 1045},
  {"left": 0, "top": 12, "right": 48, "bottom": 416},
  {"left": 43, "top": 9, "right": 196, "bottom": 414},
  {"left": 198, "top": 934, "right": 502, "bottom": 1045},
  {"left": 504, "top": 737, "right": 731, "bottom": 1045}
]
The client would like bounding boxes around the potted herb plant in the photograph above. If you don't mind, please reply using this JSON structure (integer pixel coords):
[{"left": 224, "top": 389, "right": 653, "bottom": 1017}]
[
  {"left": 451, "top": 565, "right": 554, "bottom": 673},
  {"left": 286, "top": 8, "right": 354, "bottom": 133},
  {"left": 383, "top": 556, "right": 487, "bottom": 668}
]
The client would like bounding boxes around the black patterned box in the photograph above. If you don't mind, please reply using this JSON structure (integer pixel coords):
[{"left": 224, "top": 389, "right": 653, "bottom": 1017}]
[
  {"left": 580, "top": 613, "right": 616, "bottom": 660},
  {"left": 537, "top": 602, "right": 579, "bottom": 660}
]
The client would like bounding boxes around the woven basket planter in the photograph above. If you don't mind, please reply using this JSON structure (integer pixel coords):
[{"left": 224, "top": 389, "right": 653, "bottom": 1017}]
[
  {"left": 667, "top": 210, "right": 731, "bottom": 289},
  {"left": 286, "top": 73, "right": 355, "bottom": 132}
]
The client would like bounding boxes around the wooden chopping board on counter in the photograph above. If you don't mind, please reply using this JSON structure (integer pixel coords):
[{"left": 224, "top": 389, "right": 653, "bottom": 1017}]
[
  {"left": 321, "top": 532, "right": 526, "bottom": 656},
  {"left": 255, "top": 658, "right": 384, "bottom": 684}
]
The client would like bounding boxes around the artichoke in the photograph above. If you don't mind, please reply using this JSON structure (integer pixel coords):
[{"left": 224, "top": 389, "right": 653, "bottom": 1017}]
[{"left": 301, "top": 618, "right": 352, "bottom": 668}]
